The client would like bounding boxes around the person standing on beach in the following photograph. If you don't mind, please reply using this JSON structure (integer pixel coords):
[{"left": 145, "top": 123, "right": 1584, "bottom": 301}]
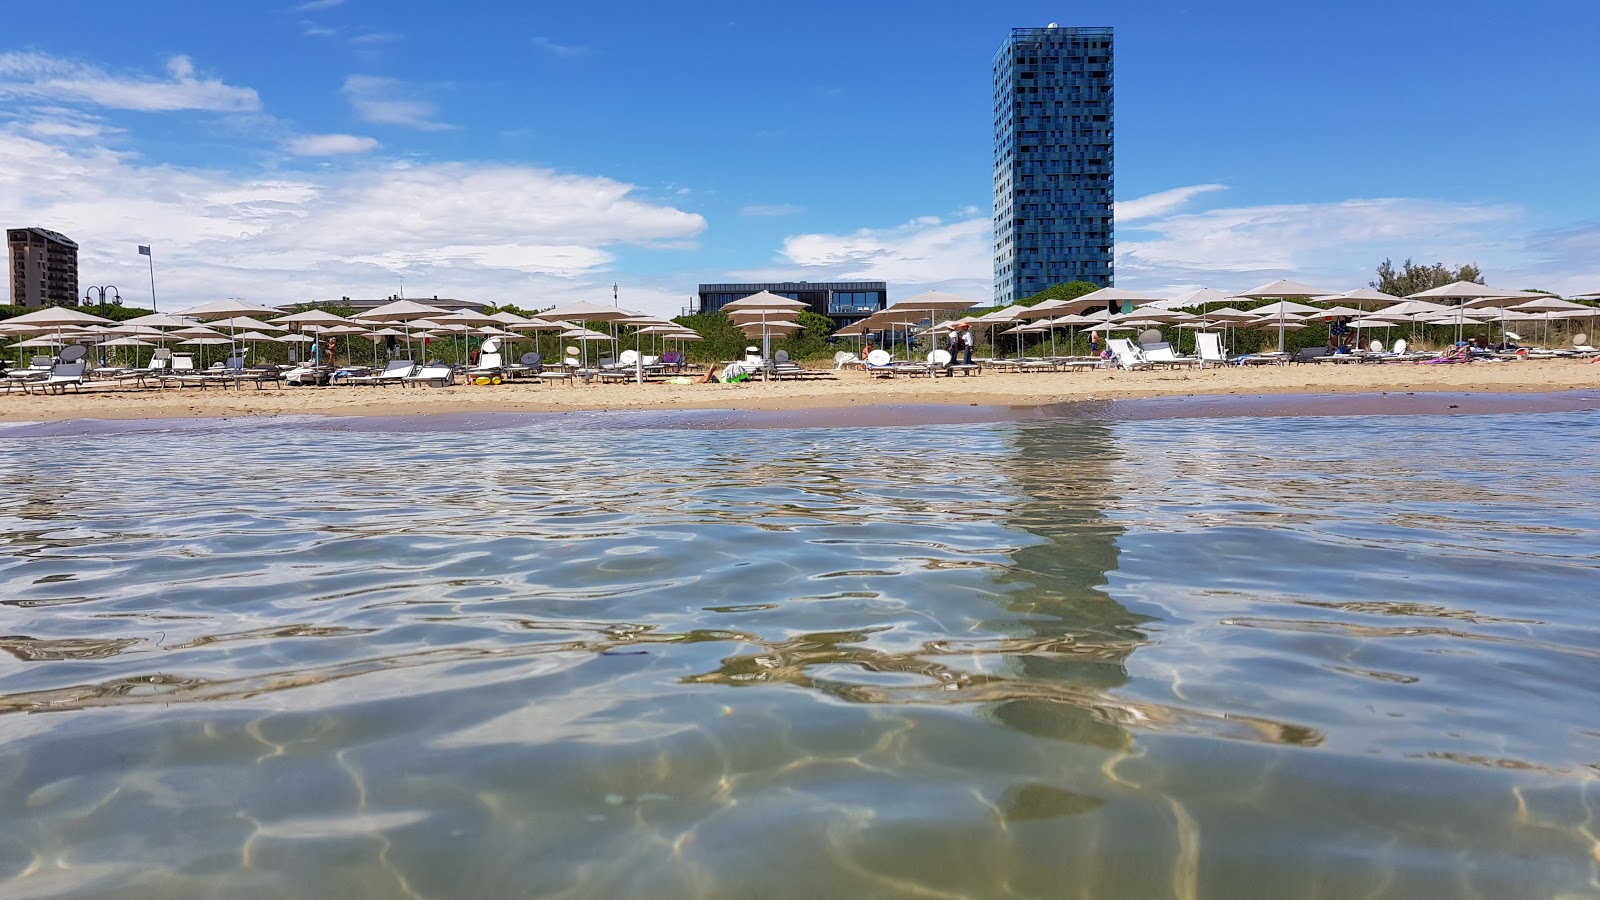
[{"left": 957, "top": 322, "right": 973, "bottom": 366}]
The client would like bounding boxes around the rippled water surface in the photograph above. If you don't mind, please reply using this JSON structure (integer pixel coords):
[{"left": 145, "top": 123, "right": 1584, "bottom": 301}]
[{"left": 1, "top": 408, "right": 1597, "bottom": 898}]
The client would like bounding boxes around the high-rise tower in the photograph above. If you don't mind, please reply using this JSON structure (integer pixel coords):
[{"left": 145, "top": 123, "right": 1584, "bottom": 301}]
[
  {"left": 992, "top": 24, "right": 1113, "bottom": 305},
  {"left": 7, "top": 227, "right": 79, "bottom": 308}
]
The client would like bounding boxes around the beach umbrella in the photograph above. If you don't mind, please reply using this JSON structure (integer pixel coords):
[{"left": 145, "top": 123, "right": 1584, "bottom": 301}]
[
  {"left": 1232, "top": 280, "right": 1339, "bottom": 352},
  {"left": 719, "top": 292, "right": 810, "bottom": 365},
  {"left": 360, "top": 299, "right": 454, "bottom": 359},
  {"left": 4, "top": 307, "right": 115, "bottom": 328},
  {"left": 174, "top": 298, "right": 283, "bottom": 326},
  {"left": 96, "top": 336, "right": 156, "bottom": 368},
  {"left": 883, "top": 291, "right": 982, "bottom": 354},
  {"left": 3, "top": 306, "right": 118, "bottom": 354},
  {"left": 176, "top": 336, "right": 232, "bottom": 369},
  {"left": 1072, "top": 286, "right": 1170, "bottom": 318},
  {"left": 539, "top": 300, "right": 640, "bottom": 369},
  {"left": 1408, "top": 282, "right": 1549, "bottom": 343},
  {"left": 1177, "top": 287, "right": 1233, "bottom": 311},
  {"left": 1317, "top": 287, "right": 1405, "bottom": 308},
  {"left": 271, "top": 309, "right": 350, "bottom": 326}
]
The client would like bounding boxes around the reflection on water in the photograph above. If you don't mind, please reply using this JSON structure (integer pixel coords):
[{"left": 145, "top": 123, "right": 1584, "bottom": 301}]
[{"left": 0, "top": 411, "right": 1597, "bottom": 897}]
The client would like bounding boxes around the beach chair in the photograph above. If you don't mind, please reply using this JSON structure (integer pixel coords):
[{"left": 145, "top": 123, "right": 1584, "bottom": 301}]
[
  {"left": 505, "top": 351, "right": 543, "bottom": 378},
  {"left": 1141, "top": 341, "right": 1203, "bottom": 369},
  {"left": 1195, "top": 332, "right": 1232, "bottom": 367},
  {"left": 863, "top": 348, "right": 897, "bottom": 378},
  {"left": 24, "top": 360, "right": 87, "bottom": 395},
  {"left": 404, "top": 362, "right": 456, "bottom": 387},
  {"left": 3, "top": 357, "right": 57, "bottom": 393},
  {"left": 1106, "top": 338, "right": 1155, "bottom": 370},
  {"left": 345, "top": 359, "right": 415, "bottom": 385},
  {"left": 466, "top": 338, "right": 504, "bottom": 379}
]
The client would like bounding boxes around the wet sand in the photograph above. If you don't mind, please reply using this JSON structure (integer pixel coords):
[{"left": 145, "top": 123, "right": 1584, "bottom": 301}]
[{"left": 0, "top": 358, "right": 1595, "bottom": 426}]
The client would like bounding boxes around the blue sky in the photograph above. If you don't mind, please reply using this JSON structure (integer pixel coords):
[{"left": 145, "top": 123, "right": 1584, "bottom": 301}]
[{"left": 3, "top": 0, "right": 1597, "bottom": 317}]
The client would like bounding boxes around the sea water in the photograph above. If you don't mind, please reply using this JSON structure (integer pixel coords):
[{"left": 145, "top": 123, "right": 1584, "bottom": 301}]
[{"left": 0, "top": 406, "right": 1596, "bottom": 898}]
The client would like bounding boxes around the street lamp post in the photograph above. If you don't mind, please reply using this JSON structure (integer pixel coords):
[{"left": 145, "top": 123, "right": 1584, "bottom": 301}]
[
  {"left": 83, "top": 285, "right": 121, "bottom": 306},
  {"left": 82, "top": 285, "right": 121, "bottom": 367}
]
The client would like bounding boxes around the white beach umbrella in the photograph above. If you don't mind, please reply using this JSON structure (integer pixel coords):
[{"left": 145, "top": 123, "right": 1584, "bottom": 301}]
[
  {"left": 1232, "top": 280, "right": 1339, "bottom": 352},
  {"left": 1073, "top": 286, "right": 1170, "bottom": 317},
  {"left": 1318, "top": 287, "right": 1405, "bottom": 308},
  {"left": 719, "top": 292, "right": 813, "bottom": 365},
  {"left": 175, "top": 299, "right": 283, "bottom": 320},
  {"left": 124, "top": 312, "right": 200, "bottom": 330},
  {"left": 271, "top": 309, "right": 350, "bottom": 326}
]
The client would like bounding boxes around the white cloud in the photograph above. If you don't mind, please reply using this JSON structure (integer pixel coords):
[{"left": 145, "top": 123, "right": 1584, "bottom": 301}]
[
  {"left": 1116, "top": 197, "right": 1522, "bottom": 288},
  {"left": 1116, "top": 184, "right": 1226, "bottom": 222},
  {"left": 740, "top": 204, "right": 803, "bottom": 217},
  {"left": 341, "top": 75, "right": 449, "bottom": 130},
  {"left": 350, "top": 31, "right": 405, "bottom": 46},
  {"left": 729, "top": 215, "right": 995, "bottom": 302},
  {"left": 0, "top": 52, "right": 260, "bottom": 113},
  {"left": 532, "top": 37, "right": 589, "bottom": 57},
  {"left": 285, "top": 133, "right": 380, "bottom": 156},
  {"left": 0, "top": 129, "right": 705, "bottom": 317},
  {"left": 295, "top": 0, "right": 344, "bottom": 10}
]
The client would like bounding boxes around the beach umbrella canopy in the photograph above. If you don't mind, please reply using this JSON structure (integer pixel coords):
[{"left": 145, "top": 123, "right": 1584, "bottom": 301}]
[
  {"left": 13, "top": 336, "right": 67, "bottom": 347},
  {"left": 1073, "top": 286, "right": 1170, "bottom": 317},
  {"left": 1176, "top": 287, "right": 1233, "bottom": 310},
  {"left": 539, "top": 300, "right": 642, "bottom": 321},
  {"left": 360, "top": 299, "right": 452, "bottom": 321},
  {"left": 1233, "top": 280, "right": 1339, "bottom": 300},
  {"left": 174, "top": 299, "right": 282, "bottom": 320},
  {"left": 721, "top": 295, "right": 809, "bottom": 363},
  {"left": 209, "top": 315, "right": 284, "bottom": 332},
  {"left": 1318, "top": 287, "right": 1405, "bottom": 308},
  {"left": 96, "top": 337, "right": 155, "bottom": 348},
  {"left": 1232, "top": 280, "right": 1339, "bottom": 352},
  {"left": 1406, "top": 281, "right": 1521, "bottom": 302},
  {"left": 170, "top": 326, "right": 228, "bottom": 339},
  {"left": 718, "top": 291, "right": 808, "bottom": 312},
  {"left": 270, "top": 309, "right": 349, "bottom": 325},
  {"left": 1501, "top": 296, "right": 1592, "bottom": 313},
  {"left": 4, "top": 307, "right": 115, "bottom": 327},
  {"left": 560, "top": 326, "right": 615, "bottom": 341},
  {"left": 1378, "top": 299, "right": 1451, "bottom": 317},
  {"left": 1313, "top": 305, "right": 1370, "bottom": 319},
  {"left": 123, "top": 312, "right": 200, "bottom": 329}
]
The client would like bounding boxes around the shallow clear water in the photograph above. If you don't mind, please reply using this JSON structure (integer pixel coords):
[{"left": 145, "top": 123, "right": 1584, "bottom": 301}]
[{"left": 1, "top": 408, "right": 1597, "bottom": 898}]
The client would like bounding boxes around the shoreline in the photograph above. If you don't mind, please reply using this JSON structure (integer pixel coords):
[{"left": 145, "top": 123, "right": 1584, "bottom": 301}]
[{"left": 0, "top": 360, "right": 1594, "bottom": 436}]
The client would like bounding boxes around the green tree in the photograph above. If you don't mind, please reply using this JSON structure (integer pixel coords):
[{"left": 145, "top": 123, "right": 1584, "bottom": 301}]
[
  {"left": 1371, "top": 258, "right": 1484, "bottom": 297},
  {"left": 1018, "top": 280, "right": 1102, "bottom": 306}
]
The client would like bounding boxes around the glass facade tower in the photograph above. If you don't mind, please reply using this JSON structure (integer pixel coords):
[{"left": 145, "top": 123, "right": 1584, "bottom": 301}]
[{"left": 992, "top": 25, "right": 1114, "bottom": 305}]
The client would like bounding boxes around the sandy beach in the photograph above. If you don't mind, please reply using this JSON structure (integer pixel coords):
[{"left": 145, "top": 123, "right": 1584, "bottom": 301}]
[{"left": 0, "top": 359, "right": 1595, "bottom": 423}]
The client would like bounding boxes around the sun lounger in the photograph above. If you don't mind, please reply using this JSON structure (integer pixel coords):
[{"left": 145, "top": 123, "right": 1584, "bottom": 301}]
[
  {"left": 23, "top": 361, "right": 87, "bottom": 395},
  {"left": 1106, "top": 338, "right": 1156, "bottom": 370},
  {"left": 1140, "top": 342, "right": 1204, "bottom": 368},
  {"left": 403, "top": 363, "right": 456, "bottom": 387},
  {"left": 1195, "top": 332, "right": 1233, "bottom": 367},
  {"left": 345, "top": 359, "right": 415, "bottom": 385}
]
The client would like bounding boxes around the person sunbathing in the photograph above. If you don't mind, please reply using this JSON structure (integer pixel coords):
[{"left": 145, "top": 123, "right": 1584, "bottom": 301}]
[{"left": 1418, "top": 343, "right": 1470, "bottom": 364}]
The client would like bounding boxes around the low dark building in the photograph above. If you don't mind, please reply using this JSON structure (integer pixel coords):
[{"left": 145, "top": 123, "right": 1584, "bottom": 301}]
[
  {"left": 695, "top": 281, "right": 887, "bottom": 328},
  {"left": 7, "top": 227, "right": 79, "bottom": 308}
]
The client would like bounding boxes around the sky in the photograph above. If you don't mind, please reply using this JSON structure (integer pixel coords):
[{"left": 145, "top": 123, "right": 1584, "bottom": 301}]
[{"left": 3, "top": 0, "right": 1597, "bottom": 318}]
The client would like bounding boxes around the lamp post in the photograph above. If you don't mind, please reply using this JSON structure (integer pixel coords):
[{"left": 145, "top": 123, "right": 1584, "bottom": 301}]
[
  {"left": 82, "top": 285, "right": 121, "bottom": 367},
  {"left": 83, "top": 284, "right": 121, "bottom": 307}
]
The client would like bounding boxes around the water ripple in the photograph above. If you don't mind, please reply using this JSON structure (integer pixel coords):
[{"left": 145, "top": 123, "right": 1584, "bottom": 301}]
[{"left": 0, "top": 411, "right": 1596, "bottom": 897}]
